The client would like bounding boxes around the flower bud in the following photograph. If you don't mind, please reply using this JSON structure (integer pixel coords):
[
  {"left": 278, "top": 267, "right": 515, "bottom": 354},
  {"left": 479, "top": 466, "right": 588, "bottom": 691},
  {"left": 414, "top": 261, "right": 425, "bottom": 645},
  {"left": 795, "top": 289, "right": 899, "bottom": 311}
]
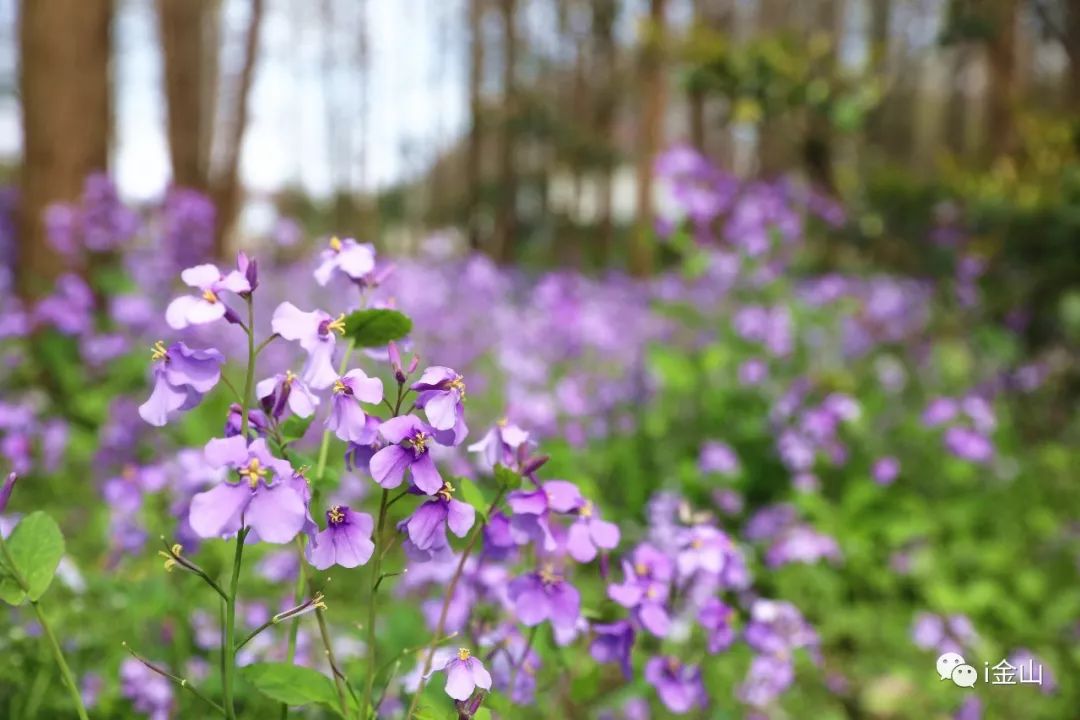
[{"left": 0, "top": 472, "right": 17, "bottom": 512}]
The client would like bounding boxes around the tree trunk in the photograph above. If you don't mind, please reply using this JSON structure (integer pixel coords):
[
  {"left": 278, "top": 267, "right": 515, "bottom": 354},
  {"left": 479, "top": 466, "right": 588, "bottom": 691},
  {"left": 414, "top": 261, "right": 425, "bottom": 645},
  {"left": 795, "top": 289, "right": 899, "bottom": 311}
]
[
  {"left": 632, "top": 0, "right": 666, "bottom": 277},
  {"left": 491, "top": 0, "right": 517, "bottom": 263},
  {"left": 467, "top": 0, "right": 485, "bottom": 250},
  {"left": 158, "top": 0, "right": 217, "bottom": 192},
  {"left": 1062, "top": 0, "right": 1080, "bottom": 108},
  {"left": 592, "top": 0, "right": 618, "bottom": 264},
  {"left": 18, "top": 0, "right": 112, "bottom": 299},
  {"left": 985, "top": 0, "right": 1018, "bottom": 158}
]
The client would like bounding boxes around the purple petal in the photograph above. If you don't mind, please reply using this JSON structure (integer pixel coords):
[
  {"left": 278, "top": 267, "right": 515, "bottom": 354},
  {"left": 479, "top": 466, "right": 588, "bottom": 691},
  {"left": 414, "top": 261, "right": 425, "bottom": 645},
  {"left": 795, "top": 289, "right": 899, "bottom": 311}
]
[
  {"left": 370, "top": 445, "right": 410, "bottom": 488},
  {"left": 421, "top": 390, "right": 458, "bottom": 431},
  {"left": 446, "top": 499, "right": 475, "bottom": 538},
  {"left": 343, "top": 370, "right": 384, "bottom": 404},
  {"left": 413, "top": 365, "right": 455, "bottom": 389},
  {"left": 468, "top": 657, "right": 492, "bottom": 691},
  {"left": 331, "top": 524, "right": 374, "bottom": 567},
  {"left": 444, "top": 660, "right": 474, "bottom": 701},
  {"left": 246, "top": 483, "right": 306, "bottom": 544},
  {"left": 589, "top": 519, "right": 620, "bottom": 550},
  {"left": 306, "top": 529, "right": 337, "bottom": 570},
  {"left": 139, "top": 372, "right": 188, "bottom": 426},
  {"left": 180, "top": 263, "right": 221, "bottom": 288},
  {"left": 189, "top": 483, "right": 250, "bottom": 538},
  {"left": 378, "top": 415, "right": 426, "bottom": 444},
  {"left": 409, "top": 453, "right": 443, "bottom": 495},
  {"left": 407, "top": 501, "right": 448, "bottom": 550},
  {"left": 544, "top": 481, "right": 583, "bottom": 513},
  {"left": 271, "top": 302, "right": 319, "bottom": 346},
  {"left": 204, "top": 436, "right": 250, "bottom": 468},
  {"left": 639, "top": 602, "right": 671, "bottom": 637},
  {"left": 566, "top": 521, "right": 597, "bottom": 563}
]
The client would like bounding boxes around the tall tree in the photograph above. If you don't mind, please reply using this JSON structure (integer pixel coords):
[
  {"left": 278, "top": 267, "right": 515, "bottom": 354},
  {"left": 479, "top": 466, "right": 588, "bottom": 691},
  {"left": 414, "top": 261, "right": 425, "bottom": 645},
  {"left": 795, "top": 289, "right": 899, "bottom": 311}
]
[
  {"left": 632, "top": 0, "right": 667, "bottom": 277},
  {"left": 18, "top": 0, "right": 112, "bottom": 298},
  {"left": 985, "top": 0, "right": 1018, "bottom": 157},
  {"left": 592, "top": 0, "right": 619, "bottom": 263},
  {"left": 467, "top": 0, "right": 486, "bottom": 250},
  {"left": 158, "top": 0, "right": 217, "bottom": 193},
  {"left": 491, "top": 0, "right": 518, "bottom": 263}
]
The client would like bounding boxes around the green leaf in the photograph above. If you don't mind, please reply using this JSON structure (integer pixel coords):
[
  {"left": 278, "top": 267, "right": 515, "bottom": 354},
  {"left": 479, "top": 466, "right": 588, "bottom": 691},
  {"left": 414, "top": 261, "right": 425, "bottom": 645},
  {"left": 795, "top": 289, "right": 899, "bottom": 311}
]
[
  {"left": 493, "top": 464, "right": 522, "bottom": 490},
  {"left": 342, "top": 309, "right": 412, "bottom": 348},
  {"left": 455, "top": 476, "right": 491, "bottom": 520},
  {"left": 240, "top": 662, "right": 341, "bottom": 713},
  {"left": 280, "top": 414, "right": 315, "bottom": 444},
  {"left": 0, "top": 512, "right": 65, "bottom": 605}
]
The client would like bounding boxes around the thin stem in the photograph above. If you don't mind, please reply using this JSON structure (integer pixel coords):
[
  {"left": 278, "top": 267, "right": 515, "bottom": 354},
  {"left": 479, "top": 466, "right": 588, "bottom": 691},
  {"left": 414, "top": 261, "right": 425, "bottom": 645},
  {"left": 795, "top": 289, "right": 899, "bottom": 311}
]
[
  {"left": 222, "top": 527, "right": 248, "bottom": 720},
  {"left": 279, "top": 538, "right": 308, "bottom": 720},
  {"left": 255, "top": 332, "right": 280, "bottom": 357},
  {"left": 159, "top": 537, "right": 228, "bottom": 602},
  {"left": 314, "top": 604, "right": 350, "bottom": 717},
  {"left": 240, "top": 296, "right": 256, "bottom": 437},
  {"left": 218, "top": 374, "right": 244, "bottom": 405},
  {"left": 0, "top": 535, "right": 89, "bottom": 720},
  {"left": 405, "top": 488, "right": 506, "bottom": 719},
  {"left": 361, "top": 488, "right": 391, "bottom": 718},
  {"left": 123, "top": 642, "right": 226, "bottom": 716}
]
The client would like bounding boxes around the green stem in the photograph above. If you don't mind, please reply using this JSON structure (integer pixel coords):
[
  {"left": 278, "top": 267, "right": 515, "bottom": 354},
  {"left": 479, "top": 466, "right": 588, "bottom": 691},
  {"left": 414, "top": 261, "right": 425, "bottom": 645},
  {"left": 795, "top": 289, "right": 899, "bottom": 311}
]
[
  {"left": 0, "top": 535, "right": 89, "bottom": 720},
  {"left": 222, "top": 528, "right": 248, "bottom": 720},
  {"left": 405, "top": 488, "right": 506, "bottom": 719},
  {"left": 361, "top": 488, "right": 390, "bottom": 719},
  {"left": 240, "top": 297, "right": 256, "bottom": 437},
  {"left": 123, "top": 642, "right": 226, "bottom": 716},
  {"left": 278, "top": 539, "right": 308, "bottom": 720}
]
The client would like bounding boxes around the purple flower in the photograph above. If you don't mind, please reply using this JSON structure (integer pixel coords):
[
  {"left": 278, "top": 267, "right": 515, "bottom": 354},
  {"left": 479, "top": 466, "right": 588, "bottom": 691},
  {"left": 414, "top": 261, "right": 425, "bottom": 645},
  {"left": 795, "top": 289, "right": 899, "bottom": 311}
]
[
  {"left": 676, "top": 525, "right": 735, "bottom": 577},
  {"left": 608, "top": 544, "right": 673, "bottom": 637},
  {"left": 744, "top": 599, "right": 818, "bottom": 657},
  {"left": 0, "top": 472, "right": 16, "bottom": 512},
  {"left": 403, "top": 481, "right": 475, "bottom": 550},
  {"left": 766, "top": 525, "right": 842, "bottom": 567},
  {"left": 138, "top": 341, "right": 224, "bottom": 426},
  {"left": 120, "top": 657, "right": 174, "bottom": 720},
  {"left": 589, "top": 620, "right": 635, "bottom": 678},
  {"left": 165, "top": 261, "right": 252, "bottom": 329},
  {"left": 737, "top": 654, "right": 794, "bottom": 708},
  {"left": 944, "top": 427, "right": 993, "bottom": 464},
  {"left": 922, "top": 397, "right": 958, "bottom": 426},
  {"left": 188, "top": 437, "right": 307, "bottom": 544},
  {"left": 698, "top": 441, "right": 740, "bottom": 476},
  {"left": 698, "top": 598, "right": 736, "bottom": 653},
  {"left": 271, "top": 302, "right": 346, "bottom": 390},
  {"left": 314, "top": 236, "right": 376, "bottom": 286},
  {"left": 566, "top": 499, "right": 620, "bottom": 562},
  {"left": 872, "top": 456, "right": 900, "bottom": 485},
  {"left": 306, "top": 505, "right": 374, "bottom": 569},
  {"left": 507, "top": 480, "right": 583, "bottom": 550},
  {"left": 507, "top": 564, "right": 581, "bottom": 632},
  {"left": 412, "top": 366, "right": 468, "bottom": 441},
  {"left": 325, "top": 370, "right": 383, "bottom": 442},
  {"left": 369, "top": 415, "right": 445, "bottom": 494},
  {"left": 644, "top": 656, "right": 706, "bottom": 714},
  {"left": 467, "top": 419, "right": 529, "bottom": 470},
  {"left": 256, "top": 370, "right": 320, "bottom": 420},
  {"left": 441, "top": 648, "right": 492, "bottom": 701}
]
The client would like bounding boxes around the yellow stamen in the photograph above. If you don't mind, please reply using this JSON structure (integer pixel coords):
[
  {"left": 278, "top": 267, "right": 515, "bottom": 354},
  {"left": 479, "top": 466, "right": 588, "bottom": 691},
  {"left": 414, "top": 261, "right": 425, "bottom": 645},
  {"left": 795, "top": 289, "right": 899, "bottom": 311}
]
[
  {"left": 333, "top": 378, "right": 348, "bottom": 394},
  {"left": 437, "top": 482, "right": 455, "bottom": 502},
  {"left": 284, "top": 369, "right": 297, "bottom": 386},
  {"left": 239, "top": 458, "right": 267, "bottom": 488},
  {"left": 634, "top": 562, "right": 649, "bottom": 577},
  {"left": 328, "top": 505, "right": 345, "bottom": 524},
  {"left": 329, "top": 236, "right": 342, "bottom": 252},
  {"left": 539, "top": 563, "right": 561, "bottom": 585},
  {"left": 457, "top": 648, "right": 471, "bottom": 661},
  {"left": 690, "top": 538, "right": 703, "bottom": 550},
  {"left": 202, "top": 289, "right": 218, "bottom": 304},
  {"left": 326, "top": 313, "right": 346, "bottom": 335},
  {"left": 496, "top": 417, "right": 509, "bottom": 427},
  {"left": 579, "top": 501, "right": 594, "bottom": 519},
  {"left": 449, "top": 375, "right": 466, "bottom": 400},
  {"left": 151, "top": 340, "right": 168, "bottom": 361}
]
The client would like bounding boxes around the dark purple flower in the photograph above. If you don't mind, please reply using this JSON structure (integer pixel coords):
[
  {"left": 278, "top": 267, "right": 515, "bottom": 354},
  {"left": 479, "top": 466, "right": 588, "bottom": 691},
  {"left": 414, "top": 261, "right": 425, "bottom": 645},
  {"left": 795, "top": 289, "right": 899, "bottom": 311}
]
[
  {"left": 224, "top": 404, "right": 269, "bottom": 438},
  {"left": 644, "top": 656, "right": 706, "bottom": 714},
  {"left": 412, "top": 366, "right": 468, "bottom": 440},
  {"left": 326, "top": 369, "right": 383, "bottom": 442},
  {"left": 271, "top": 302, "right": 346, "bottom": 390},
  {"left": 314, "top": 236, "right": 376, "bottom": 286},
  {"left": 566, "top": 499, "right": 620, "bottom": 563},
  {"left": 165, "top": 262, "right": 252, "bottom": 329},
  {"left": 306, "top": 505, "right": 374, "bottom": 569},
  {"left": 589, "top": 620, "right": 635, "bottom": 678},
  {"left": 188, "top": 437, "right": 307, "bottom": 544},
  {"left": 507, "top": 564, "right": 581, "bottom": 632},
  {"left": 256, "top": 370, "right": 319, "bottom": 420},
  {"left": 441, "top": 648, "right": 492, "bottom": 701},
  {"left": 403, "top": 481, "right": 475, "bottom": 550},
  {"left": 138, "top": 341, "right": 224, "bottom": 426},
  {"left": 369, "top": 415, "right": 445, "bottom": 494},
  {"left": 698, "top": 598, "right": 736, "bottom": 653}
]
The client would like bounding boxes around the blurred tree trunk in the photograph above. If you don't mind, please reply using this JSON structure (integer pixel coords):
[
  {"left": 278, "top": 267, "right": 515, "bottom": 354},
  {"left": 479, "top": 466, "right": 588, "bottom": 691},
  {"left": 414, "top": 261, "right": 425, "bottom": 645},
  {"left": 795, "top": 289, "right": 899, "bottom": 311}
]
[
  {"left": 688, "top": 0, "right": 730, "bottom": 152},
  {"left": 467, "top": 0, "right": 485, "bottom": 250},
  {"left": 1060, "top": 0, "right": 1080, "bottom": 108},
  {"left": 985, "top": 0, "right": 1018, "bottom": 157},
  {"left": 211, "top": 0, "right": 264, "bottom": 256},
  {"left": 592, "top": 0, "right": 618, "bottom": 264},
  {"left": 491, "top": 0, "right": 517, "bottom": 263},
  {"left": 18, "top": 0, "right": 112, "bottom": 299},
  {"left": 158, "top": 0, "right": 217, "bottom": 192},
  {"left": 632, "top": 0, "right": 666, "bottom": 277}
]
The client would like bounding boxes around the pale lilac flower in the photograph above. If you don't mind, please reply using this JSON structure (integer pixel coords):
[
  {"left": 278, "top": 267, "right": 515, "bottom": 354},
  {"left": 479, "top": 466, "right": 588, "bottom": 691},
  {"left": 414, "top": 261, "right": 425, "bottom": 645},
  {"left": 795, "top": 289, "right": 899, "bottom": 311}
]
[
  {"left": 403, "top": 481, "right": 475, "bottom": 550},
  {"left": 508, "top": 564, "right": 581, "bottom": 633},
  {"left": 165, "top": 261, "right": 251, "bottom": 329},
  {"left": 271, "top": 302, "right": 346, "bottom": 390},
  {"left": 944, "top": 427, "right": 993, "bottom": 464},
  {"left": 188, "top": 437, "right": 306, "bottom": 544},
  {"left": 608, "top": 544, "right": 673, "bottom": 637},
  {"left": 138, "top": 341, "right": 224, "bottom": 426},
  {"left": 256, "top": 370, "right": 320, "bottom": 420},
  {"left": 565, "top": 499, "right": 620, "bottom": 563},
  {"left": 306, "top": 505, "right": 375, "bottom": 569},
  {"left": 698, "top": 441, "right": 740, "bottom": 476},
  {"left": 314, "top": 236, "right": 376, "bottom": 286},
  {"left": 872, "top": 456, "right": 900, "bottom": 485},
  {"left": 326, "top": 370, "right": 384, "bottom": 442},
  {"left": 412, "top": 366, "right": 468, "bottom": 441},
  {"left": 441, "top": 648, "right": 492, "bottom": 701},
  {"left": 698, "top": 598, "right": 736, "bottom": 653},
  {"left": 468, "top": 419, "right": 530, "bottom": 470}
]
